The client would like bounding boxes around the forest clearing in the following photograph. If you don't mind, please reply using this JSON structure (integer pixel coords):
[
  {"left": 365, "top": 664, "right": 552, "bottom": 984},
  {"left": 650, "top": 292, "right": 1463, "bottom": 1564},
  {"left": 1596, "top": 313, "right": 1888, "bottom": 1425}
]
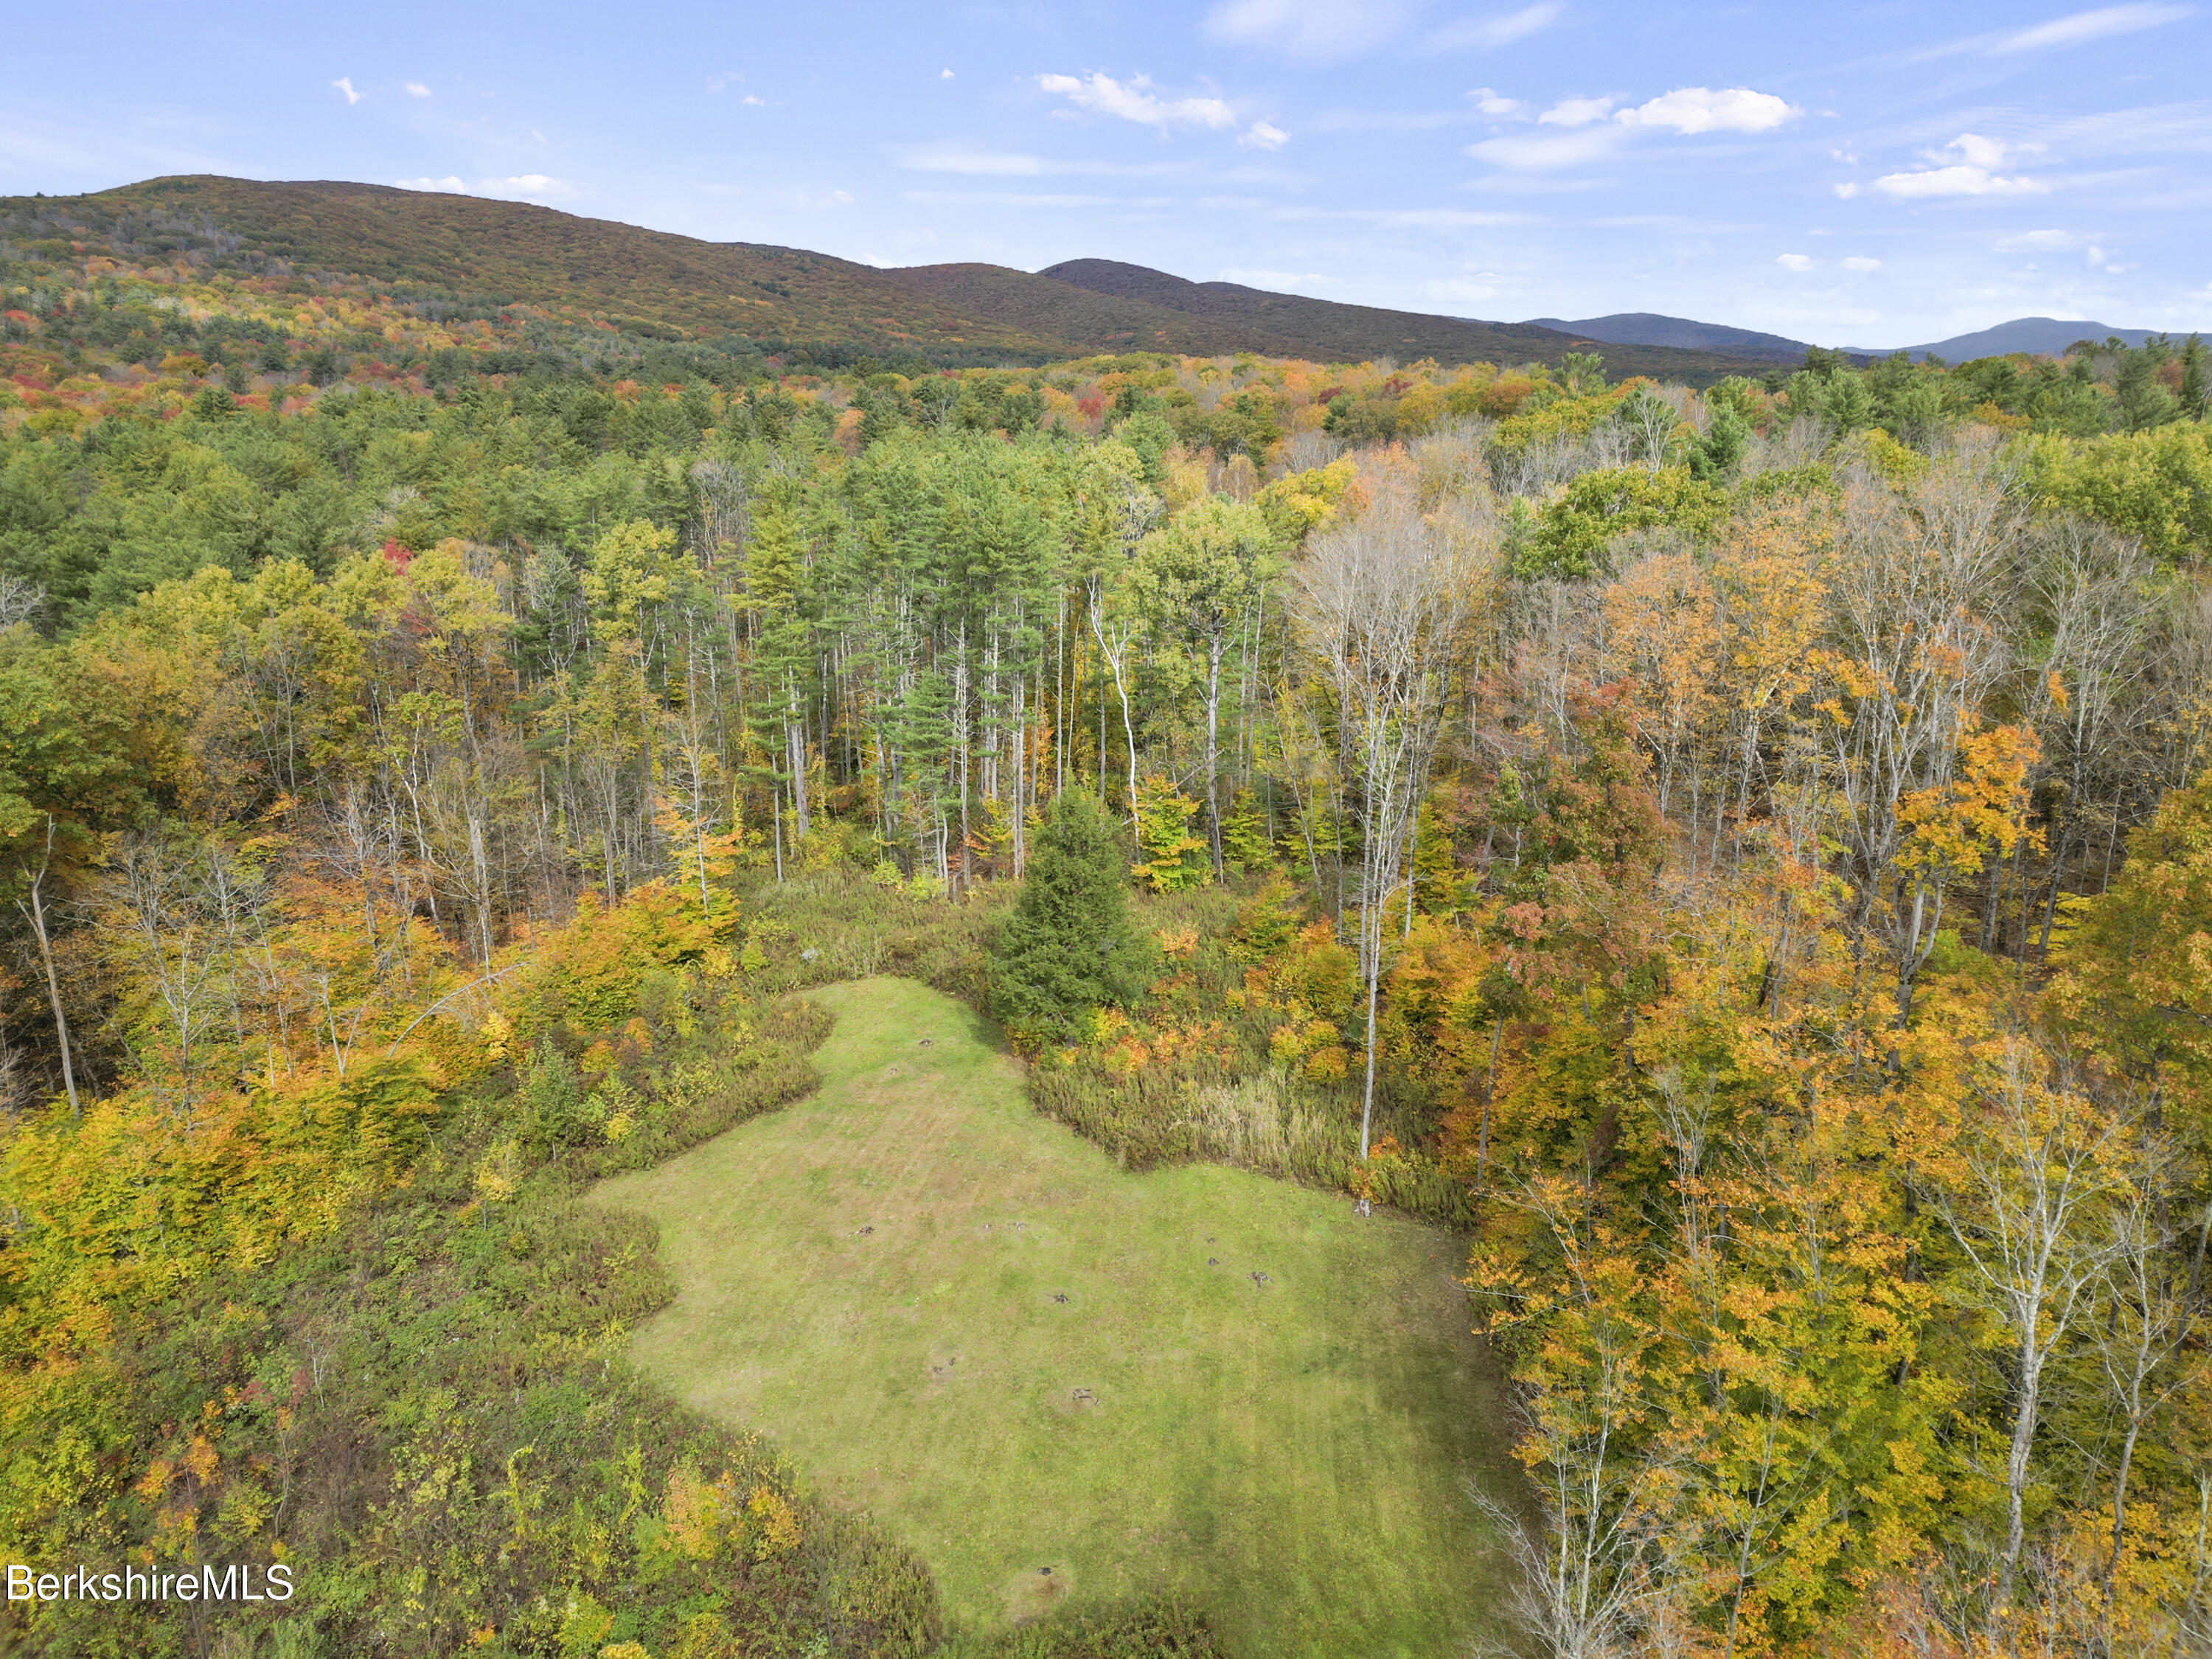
[{"left": 594, "top": 977, "right": 1510, "bottom": 1658}]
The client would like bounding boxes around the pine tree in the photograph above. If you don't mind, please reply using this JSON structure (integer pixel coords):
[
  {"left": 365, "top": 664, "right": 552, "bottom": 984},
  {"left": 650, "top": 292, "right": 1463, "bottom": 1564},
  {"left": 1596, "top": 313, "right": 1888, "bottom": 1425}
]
[{"left": 987, "top": 790, "right": 1151, "bottom": 1040}]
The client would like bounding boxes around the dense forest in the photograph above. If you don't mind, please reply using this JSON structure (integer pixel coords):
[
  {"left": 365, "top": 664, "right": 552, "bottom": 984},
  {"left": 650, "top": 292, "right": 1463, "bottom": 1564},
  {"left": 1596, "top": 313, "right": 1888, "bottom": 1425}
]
[{"left": 5, "top": 222, "right": 2212, "bottom": 1658}]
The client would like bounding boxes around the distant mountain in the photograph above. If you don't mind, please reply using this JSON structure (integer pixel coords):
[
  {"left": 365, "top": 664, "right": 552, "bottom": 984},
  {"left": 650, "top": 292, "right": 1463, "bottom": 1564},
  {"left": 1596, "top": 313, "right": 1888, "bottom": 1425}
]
[
  {"left": 0, "top": 176, "right": 1891, "bottom": 379},
  {"left": 1525, "top": 312, "right": 1815, "bottom": 366},
  {"left": 1517, "top": 309, "right": 2201, "bottom": 369},
  {"left": 1846, "top": 318, "right": 2172, "bottom": 362},
  {"left": 891, "top": 258, "right": 1775, "bottom": 380},
  {"left": 885, "top": 263, "right": 1305, "bottom": 360},
  {"left": 0, "top": 175, "right": 1067, "bottom": 364}
]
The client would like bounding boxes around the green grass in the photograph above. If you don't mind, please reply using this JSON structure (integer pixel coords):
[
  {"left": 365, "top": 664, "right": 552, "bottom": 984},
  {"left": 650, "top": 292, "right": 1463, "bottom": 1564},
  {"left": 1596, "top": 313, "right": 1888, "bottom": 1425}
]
[{"left": 592, "top": 977, "right": 1514, "bottom": 1658}]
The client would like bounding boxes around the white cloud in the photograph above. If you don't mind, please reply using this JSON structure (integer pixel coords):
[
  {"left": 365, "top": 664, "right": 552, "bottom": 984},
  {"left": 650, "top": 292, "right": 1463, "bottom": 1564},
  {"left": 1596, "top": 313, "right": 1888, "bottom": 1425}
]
[
  {"left": 530, "top": 128, "right": 547, "bottom": 144},
  {"left": 1467, "top": 126, "right": 1618, "bottom": 167},
  {"left": 494, "top": 175, "right": 577, "bottom": 199},
  {"left": 1430, "top": 4, "right": 1564, "bottom": 49},
  {"left": 742, "top": 95, "right": 766, "bottom": 107},
  {"left": 1470, "top": 87, "right": 1527, "bottom": 117},
  {"left": 1036, "top": 72, "right": 1236, "bottom": 132},
  {"left": 400, "top": 175, "right": 577, "bottom": 201},
  {"left": 1614, "top": 86, "right": 1798, "bottom": 134},
  {"left": 1993, "top": 3, "right": 2191, "bottom": 52},
  {"left": 1843, "top": 256, "right": 1882, "bottom": 271},
  {"left": 706, "top": 72, "right": 743, "bottom": 94},
  {"left": 1778, "top": 253, "right": 1815, "bottom": 271},
  {"left": 1834, "top": 181, "right": 1862, "bottom": 198},
  {"left": 1203, "top": 0, "right": 1419, "bottom": 61},
  {"left": 1873, "top": 133, "right": 2048, "bottom": 197},
  {"left": 941, "top": 68, "right": 956, "bottom": 79},
  {"left": 332, "top": 77, "right": 361, "bottom": 105},
  {"left": 404, "top": 81, "right": 431, "bottom": 98},
  {"left": 1540, "top": 95, "right": 1614, "bottom": 127},
  {"left": 1239, "top": 120, "right": 1290, "bottom": 150}
]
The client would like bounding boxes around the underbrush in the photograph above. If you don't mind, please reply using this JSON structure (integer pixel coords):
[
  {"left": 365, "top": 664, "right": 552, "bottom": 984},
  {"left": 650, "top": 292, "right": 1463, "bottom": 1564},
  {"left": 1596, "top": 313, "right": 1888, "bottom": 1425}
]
[
  {"left": 742, "top": 872, "right": 1478, "bottom": 1231},
  {"left": 21, "top": 865, "right": 1478, "bottom": 1656},
  {"left": 737, "top": 872, "right": 1008, "bottom": 1004},
  {"left": 29, "top": 976, "right": 943, "bottom": 1659}
]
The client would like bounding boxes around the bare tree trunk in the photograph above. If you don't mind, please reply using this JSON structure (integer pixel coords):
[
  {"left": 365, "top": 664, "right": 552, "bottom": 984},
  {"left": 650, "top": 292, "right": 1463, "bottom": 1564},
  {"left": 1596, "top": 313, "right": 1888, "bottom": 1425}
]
[{"left": 18, "top": 818, "right": 79, "bottom": 1116}]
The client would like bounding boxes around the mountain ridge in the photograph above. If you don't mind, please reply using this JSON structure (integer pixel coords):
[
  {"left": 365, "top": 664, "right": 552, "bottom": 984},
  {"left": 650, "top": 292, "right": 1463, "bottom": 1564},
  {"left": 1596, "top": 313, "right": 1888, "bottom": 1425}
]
[
  {"left": 7, "top": 177, "right": 2186, "bottom": 380},
  {"left": 0, "top": 175, "right": 1068, "bottom": 364},
  {"left": 891, "top": 257, "right": 1773, "bottom": 380}
]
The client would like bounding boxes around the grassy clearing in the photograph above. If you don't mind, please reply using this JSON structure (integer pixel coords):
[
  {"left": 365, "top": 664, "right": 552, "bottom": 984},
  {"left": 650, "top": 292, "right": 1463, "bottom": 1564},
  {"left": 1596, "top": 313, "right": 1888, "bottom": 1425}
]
[{"left": 593, "top": 977, "right": 1514, "bottom": 1658}]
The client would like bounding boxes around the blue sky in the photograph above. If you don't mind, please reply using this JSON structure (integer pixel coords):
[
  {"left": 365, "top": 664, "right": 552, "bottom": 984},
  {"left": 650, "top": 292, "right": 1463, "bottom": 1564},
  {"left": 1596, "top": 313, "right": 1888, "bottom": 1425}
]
[{"left": 8, "top": 1, "right": 2211, "bottom": 347}]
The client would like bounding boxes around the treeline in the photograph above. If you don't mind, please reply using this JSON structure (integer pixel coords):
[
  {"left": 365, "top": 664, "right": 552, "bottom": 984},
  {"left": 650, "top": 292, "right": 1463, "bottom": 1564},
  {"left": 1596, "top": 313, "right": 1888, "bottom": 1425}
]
[{"left": 5, "top": 294, "right": 2212, "bottom": 1654}]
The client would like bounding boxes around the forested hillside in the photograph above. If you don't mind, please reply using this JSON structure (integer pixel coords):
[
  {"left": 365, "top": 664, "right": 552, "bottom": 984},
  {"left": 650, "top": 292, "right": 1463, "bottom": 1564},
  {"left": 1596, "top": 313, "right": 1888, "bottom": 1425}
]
[
  {"left": 4, "top": 215, "right": 2212, "bottom": 1656},
  {"left": 2, "top": 175, "right": 1778, "bottom": 380},
  {"left": 892, "top": 259, "right": 1766, "bottom": 380},
  {"left": 1, "top": 176, "right": 1066, "bottom": 368}
]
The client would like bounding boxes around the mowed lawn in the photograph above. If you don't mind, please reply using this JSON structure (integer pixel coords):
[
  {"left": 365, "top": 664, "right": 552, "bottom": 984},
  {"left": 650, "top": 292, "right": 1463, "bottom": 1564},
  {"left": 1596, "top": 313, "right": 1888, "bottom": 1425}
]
[{"left": 593, "top": 978, "right": 1513, "bottom": 1656}]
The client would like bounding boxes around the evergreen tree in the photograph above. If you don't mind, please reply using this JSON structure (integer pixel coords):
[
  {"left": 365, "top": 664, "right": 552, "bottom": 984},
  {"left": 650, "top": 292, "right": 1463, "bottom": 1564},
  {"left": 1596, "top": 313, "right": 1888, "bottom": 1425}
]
[{"left": 987, "top": 790, "right": 1151, "bottom": 1038}]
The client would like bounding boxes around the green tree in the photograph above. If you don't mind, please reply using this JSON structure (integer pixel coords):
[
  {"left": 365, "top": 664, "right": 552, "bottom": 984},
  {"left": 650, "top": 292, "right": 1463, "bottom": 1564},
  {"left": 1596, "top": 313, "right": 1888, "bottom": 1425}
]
[
  {"left": 987, "top": 790, "right": 1152, "bottom": 1040},
  {"left": 1522, "top": 467, "right": 1728, "bottom": 581},
  {"left": 2182, "top": 333, "right": 2208, "bottom": 421},
  {"left": 1128, "top": 497, "right": 1274, "bottom": 872}
]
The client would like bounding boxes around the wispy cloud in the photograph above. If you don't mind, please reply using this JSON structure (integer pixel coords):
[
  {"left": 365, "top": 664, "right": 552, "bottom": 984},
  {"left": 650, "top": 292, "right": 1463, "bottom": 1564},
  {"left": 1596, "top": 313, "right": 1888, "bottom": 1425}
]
[
  {"left": 332, "top": 77, "right": 360, "bottom": 105},
  {"left": 1469, "top": 127, "right": 1619, "bottom": 168},
  {"left": 1778, "top": 253, "right": 1815, "bottom": 271},
  {"left": 1203, "top": 0, "right": 1420, "bottom": 62},
  {"left": 1873, "top": 133, "right": 2048, "bottom": 198},
  {"left": 1239, "top": 120, "right": 1290, "bottom": 150},
  {"left": 1036, "top": 72, "right": 1235, "bottom": 132},
  {"left": 1540, "top": 96, "right": 1614, "bottom": 127},
  {"left": 396, "top": 174, "right": 579, "bottom": 201},
  {"left": 1996, "top": 227, "right": 2089, "bottom": 250},
  {"left": 1993, "top": 4, "right": 2190, "bottom": 52},
  {"left": 403, "top": 81, "right": 431, "bottom": 98},
  {"left": 1430, "top": 4, "right": 1563, "bottom": 50},
  {"left": 1843, "top": 256, "right": 1882, "bottom": 271},
  {"left": 900, "top": 189, "right": 1157, "bottom": 209},
  {"left": 1470, "top": 88, "right": 1528, "bottom": 118}
]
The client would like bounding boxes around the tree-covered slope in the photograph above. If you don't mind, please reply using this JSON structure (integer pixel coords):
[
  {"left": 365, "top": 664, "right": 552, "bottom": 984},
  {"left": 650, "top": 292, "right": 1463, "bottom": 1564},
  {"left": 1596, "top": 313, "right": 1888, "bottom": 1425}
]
[
  {"left": 7, "top": 175, "right": 1778, "bottom": 378},
  {"left": 887, "top": 262, "right": 1312, "bottom": 359},
  {"left": 0, "top": 175, "right": 1071, "bottom": 364},
  {"left": 1035, "top": 257, "right": 1771, "bottom": 380}
]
